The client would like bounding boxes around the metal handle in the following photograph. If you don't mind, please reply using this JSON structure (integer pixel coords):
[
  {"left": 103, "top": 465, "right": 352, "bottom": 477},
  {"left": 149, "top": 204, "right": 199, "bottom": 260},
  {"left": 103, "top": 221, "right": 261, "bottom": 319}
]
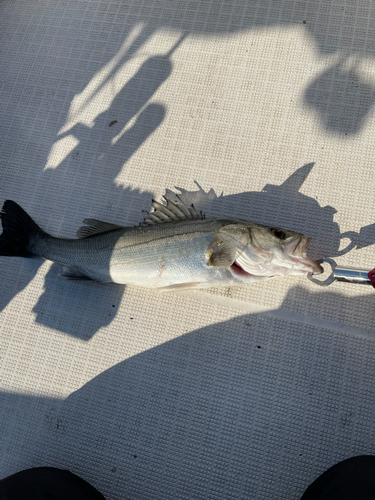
[
  {"left": 307, "top": 258, "right": 372, "bottom": 287},
  {"left": 334, "top": 266, "right": 372, "bottom": 285}
]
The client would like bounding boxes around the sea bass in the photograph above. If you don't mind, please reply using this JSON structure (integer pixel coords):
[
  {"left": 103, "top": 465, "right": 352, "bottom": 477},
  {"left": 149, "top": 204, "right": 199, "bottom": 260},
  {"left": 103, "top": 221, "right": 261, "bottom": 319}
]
[{"left": 0, "top": 196, "right": 322, "bottom": 290}]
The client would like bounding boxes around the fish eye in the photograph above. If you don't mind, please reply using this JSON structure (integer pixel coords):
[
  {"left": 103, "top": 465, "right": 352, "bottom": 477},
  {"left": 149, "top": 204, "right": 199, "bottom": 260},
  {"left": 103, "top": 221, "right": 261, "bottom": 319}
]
[{"left": 270, "top": 228, "right": 286, "bottom": 240}]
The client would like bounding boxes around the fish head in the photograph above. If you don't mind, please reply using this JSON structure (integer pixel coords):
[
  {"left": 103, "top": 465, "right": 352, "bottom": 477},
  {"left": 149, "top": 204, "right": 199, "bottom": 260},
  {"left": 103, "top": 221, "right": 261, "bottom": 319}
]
[{"left": 229, "top": 223, "right": 323, "bottom": 280}]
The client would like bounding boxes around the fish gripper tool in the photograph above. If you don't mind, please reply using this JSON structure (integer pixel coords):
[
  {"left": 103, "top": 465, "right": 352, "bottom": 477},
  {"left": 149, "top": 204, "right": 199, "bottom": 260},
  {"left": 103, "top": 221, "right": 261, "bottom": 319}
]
[{"left": 307, "top": 258, "right": 375, "bottom": 288}]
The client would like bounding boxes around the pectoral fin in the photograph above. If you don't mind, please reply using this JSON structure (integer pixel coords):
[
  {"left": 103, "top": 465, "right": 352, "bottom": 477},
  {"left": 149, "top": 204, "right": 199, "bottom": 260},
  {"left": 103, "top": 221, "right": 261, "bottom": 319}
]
[{"left": 206, "top": 224, "right": 250, "bottom": 268}]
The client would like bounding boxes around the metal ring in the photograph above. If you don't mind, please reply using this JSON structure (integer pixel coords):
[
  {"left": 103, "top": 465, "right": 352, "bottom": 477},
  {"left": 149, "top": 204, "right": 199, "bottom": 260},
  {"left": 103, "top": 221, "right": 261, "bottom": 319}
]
[{"left": 307, "top": 258, "right": 336, "bottom": 287}]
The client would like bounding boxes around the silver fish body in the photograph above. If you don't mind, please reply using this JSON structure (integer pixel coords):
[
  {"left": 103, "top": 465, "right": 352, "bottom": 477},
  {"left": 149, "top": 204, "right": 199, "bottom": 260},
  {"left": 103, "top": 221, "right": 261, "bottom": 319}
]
[
  {"left": 0, "top": 199, "right": 322, "bottom": 290},
  {"left": 33, "top": 219, "right": 232, "bottom": 287}
]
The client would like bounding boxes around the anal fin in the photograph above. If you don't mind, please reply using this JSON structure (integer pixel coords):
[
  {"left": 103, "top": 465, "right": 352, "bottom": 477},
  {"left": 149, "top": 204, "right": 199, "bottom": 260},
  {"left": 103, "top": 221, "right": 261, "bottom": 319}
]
[{"left": 156, "top": 282, "right": 202, "bottom": 292}]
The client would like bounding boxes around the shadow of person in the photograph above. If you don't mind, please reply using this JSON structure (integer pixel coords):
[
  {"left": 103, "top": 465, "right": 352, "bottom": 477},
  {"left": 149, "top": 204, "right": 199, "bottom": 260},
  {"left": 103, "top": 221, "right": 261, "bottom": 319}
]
[
  {"left": 31, "top": 79, "right": 173, "bottom": 339},
  {"left": 1, "top": 287, "right": 374, "bottom": 500},
  {"left": 304, "top": 60, "right": 375, "bottom": 136},
  {"left": 3, "top": 30, "right": 200, "bottom": 342},
  {"left": 115, "top": 1, "right": 375, "bottom": 137},
  {"left": 0, "top": 35, "right": 190, "bottom": 336}
]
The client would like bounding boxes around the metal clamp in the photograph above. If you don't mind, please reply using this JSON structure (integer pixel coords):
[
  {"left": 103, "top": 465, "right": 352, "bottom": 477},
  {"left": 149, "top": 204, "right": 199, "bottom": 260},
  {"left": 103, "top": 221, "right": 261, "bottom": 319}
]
[{"left": 307, "top": 258, "right": 336, "bottom": 287}]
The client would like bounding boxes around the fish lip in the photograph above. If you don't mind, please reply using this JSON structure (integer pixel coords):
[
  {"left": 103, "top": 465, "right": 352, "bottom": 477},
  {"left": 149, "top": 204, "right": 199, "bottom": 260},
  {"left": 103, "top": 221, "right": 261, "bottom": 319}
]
[{"left": 290, "top": 255, "right": 324, "bottom": 274}]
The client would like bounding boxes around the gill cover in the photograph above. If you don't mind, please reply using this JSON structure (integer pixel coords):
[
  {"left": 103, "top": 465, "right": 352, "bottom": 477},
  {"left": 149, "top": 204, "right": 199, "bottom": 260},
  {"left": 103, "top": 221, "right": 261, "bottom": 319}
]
[{"left": 206, "top": 224, "right": 250, "bottom": 268}]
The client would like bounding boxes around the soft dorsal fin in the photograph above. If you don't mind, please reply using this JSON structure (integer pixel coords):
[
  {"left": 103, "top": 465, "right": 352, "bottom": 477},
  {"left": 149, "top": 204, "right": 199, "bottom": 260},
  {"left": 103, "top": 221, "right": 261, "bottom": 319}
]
[
  {"left": 140, "top": 196, "right": 205, "bottom": 226},
  {"left": 77, "top": 218, "right": 125, "bottom": 238}
]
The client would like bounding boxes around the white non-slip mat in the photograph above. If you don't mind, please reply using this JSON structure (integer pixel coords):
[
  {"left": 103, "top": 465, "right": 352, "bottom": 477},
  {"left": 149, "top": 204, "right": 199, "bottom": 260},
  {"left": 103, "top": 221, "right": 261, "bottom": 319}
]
[{"left": 1, "top": 1, "right": 375, "bottom": 499}]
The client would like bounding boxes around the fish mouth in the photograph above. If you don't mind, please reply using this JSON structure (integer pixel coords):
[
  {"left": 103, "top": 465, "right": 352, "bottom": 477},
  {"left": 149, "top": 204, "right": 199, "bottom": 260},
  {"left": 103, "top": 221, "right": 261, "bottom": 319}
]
[
  {"left": 229, "top": 236, "right": 323, "bottom": 278},
  {"left": 230, "top": 236, "right": 324, "bottom": 277},
  {"left": 289, "top": 255, "right": 323, "bottom": 274},
  {"left": 231, "top": 256, "right": 323, "bottom": 277},
  {"left": 288, "top": 236, "right": 323, "bottom": 275}
]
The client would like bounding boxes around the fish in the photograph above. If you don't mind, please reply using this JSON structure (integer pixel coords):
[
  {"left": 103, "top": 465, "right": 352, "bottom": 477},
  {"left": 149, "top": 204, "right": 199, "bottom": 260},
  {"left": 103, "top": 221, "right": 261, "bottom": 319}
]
[{"left": 0, "top": 195, "right": 323, "bottom": 290}]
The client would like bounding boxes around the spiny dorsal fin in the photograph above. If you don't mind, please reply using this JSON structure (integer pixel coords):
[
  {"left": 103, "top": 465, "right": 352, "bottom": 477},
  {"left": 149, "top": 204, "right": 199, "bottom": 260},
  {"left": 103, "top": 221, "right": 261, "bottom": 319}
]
[
  {"left": 77, "top": 219, "right": 125, "bottom": 238},
  {"left": 140, "top": 196, "right": 205, "bottom": 226}
]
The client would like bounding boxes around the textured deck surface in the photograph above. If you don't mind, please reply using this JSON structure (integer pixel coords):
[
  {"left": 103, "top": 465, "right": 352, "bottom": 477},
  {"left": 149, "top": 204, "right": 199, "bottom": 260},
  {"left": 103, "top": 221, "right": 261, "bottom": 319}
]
[{"left": 1, "top": 1, "right": 375, "bottom": 499}]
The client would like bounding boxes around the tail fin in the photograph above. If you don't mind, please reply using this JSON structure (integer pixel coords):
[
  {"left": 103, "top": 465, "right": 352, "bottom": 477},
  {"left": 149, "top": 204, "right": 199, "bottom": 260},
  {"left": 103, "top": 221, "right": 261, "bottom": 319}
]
[{"left": 0, "top": 200, "right": 45, "bottom": 257}]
